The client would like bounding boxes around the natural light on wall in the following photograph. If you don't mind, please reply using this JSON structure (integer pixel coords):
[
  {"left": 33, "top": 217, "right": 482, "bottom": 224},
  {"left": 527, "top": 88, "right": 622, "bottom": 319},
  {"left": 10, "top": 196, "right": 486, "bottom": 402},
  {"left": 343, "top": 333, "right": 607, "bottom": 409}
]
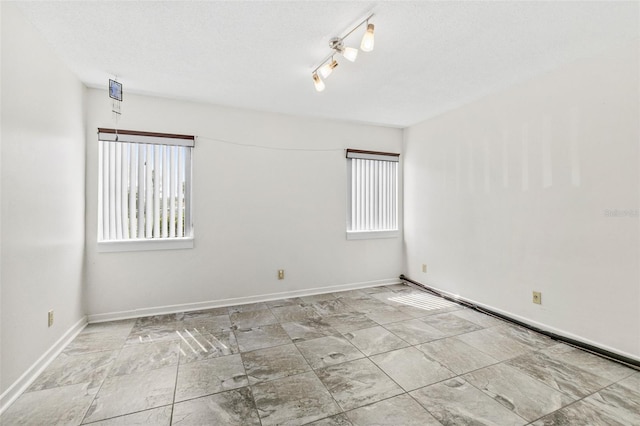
[{"left": 97, "top": 129, "right": 194, "bottom": 252}]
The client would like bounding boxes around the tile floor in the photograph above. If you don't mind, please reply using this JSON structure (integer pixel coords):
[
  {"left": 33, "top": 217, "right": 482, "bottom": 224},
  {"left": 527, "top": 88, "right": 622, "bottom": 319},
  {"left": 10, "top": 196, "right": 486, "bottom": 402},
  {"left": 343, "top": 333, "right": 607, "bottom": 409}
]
[{"left": 2, "top": 283, "right": 639, "bottom": 425}]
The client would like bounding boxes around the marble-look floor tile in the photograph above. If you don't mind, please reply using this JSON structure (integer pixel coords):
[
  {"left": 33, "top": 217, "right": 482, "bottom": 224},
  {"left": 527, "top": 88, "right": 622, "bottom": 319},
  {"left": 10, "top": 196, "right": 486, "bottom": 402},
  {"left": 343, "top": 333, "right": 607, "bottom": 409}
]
[
  {"left": 1, "top": 382, "right": 97, "bottom": 426},
  {"left": 81, "top": 320, "right": 135, "bottom": 337},
  {"left": 342, "top": 325, "right": 409, "bottom": 356},
  {"left": 134, "top": 313, "right": 184, "bottom": 327},
  {"left": 531, "top": 399, "right": 629, "bottom": 426},
  {"left": 181, "top": 314, "right": 232, "bottom": 334},
  {"left": 616, "top": 372, "right": 640, "bottom": 393},
  {"left": 581, "top": 383, "right": 640, "bottom": 425},
  {"left": 64, "top": 333, "right": 127, "bottom": 355},
  {"left": 125, "top": 322, "right": 181, "bottom": 346},
  {"left": 175, "top": 354, "right": 247, "bottom": 402},
  {"left": 456, "top": 327, "right": 533, "bottom": 361},
  {"left": 83, "top": 366, "right": 177, "bottom": 423},
  {"left": 495, "top": 324, "right": 556, "bottom": 350},
  {"left": 300, "top": 293, "right": 338, "bottom": 303},
  {"left": 311, "top": 299, "right": 353, "bottom": 316},
  {"left": 265, "top": 297, "right": 305, "bottom": 308},
  {"left": 332, "top": 289, "right": 369, "bottom": 299},
  {"left": 370, "top": 346, "right": 454, "bottom": 391},
  {"left": 230, "top": 309, "right": 278, "bottom": 329},
  {"left": 295, "top": 335, "right": 364, "bottom": 369},
  {"left": 281, "top": 318, "right": 340, "bottom": 342},
  {"left": 410, "top": 378, "right": 526, "bottom": 426},
  {"left": 85, "top": 405, "right": 172, "bottom": 425},
  {"left": 270, "top": 304, "right": 321, "bottom": 322},
  {"left": 369, "top": 290, "right": 412, "bottom": 306},
  {"left": 416, "top": 337, "right": 498, "bottom": 375},
  {"left": 177, "top": 330, "right": 238, "bottom": 363},
  {"left": 227, "top": 302, "right": 268, "bottom": 313},
  {"left": 183, "top": 307, "right": 229, "bottom": 318},
  {"left": 316, "top": 358, "right": 404, "bottom": 410},
  {"left": 383, "top": 318, "right": 447, "bottom": 345},
  {"left": 360, "top": 285, "right": 390, "bottom": 294},
  {"left": 345, "top": 394, "right": 440, "bottom": 426},
  {"left": 15, "top": 287, "right": 640, "bottom": 426},
  {"left": 394, "top": 304, "right": 442, "bottom": 318},
  {"left": 541, "top": 344, "right": 635, "bottom": 384},
  {"left": 415, "top": 305, "right": 464, "bottom": 317},
  {"left": 384, "top": 283, "right": 412, "bottom": 292},
  {"left": 375, "top": 291, "right": 460, "bottom": 316},
  {"left": 306, "top": 413, "right": 353, "bottom": 425},
  {"left": 29, "top": 350, "right": 118, "bottom": 391},
  {"left": 506, "top": 350, "right": 612, "bottom": 399},
  {"left": 171, "top": 388, "right": 260, "bottom": 426},
  {"left": 365, "top": 305, "right": 413, "bottom": 324},
  {"left": 371, "top": 290, "right": 440, "bottom": 315},
  {"left": 421, "top": 312, "right": 484, "bottom": 336},
  {"left": 241, "top": 343, "right": 311, "bottom": 385},
  {"left": 451, "top": 308, "right": 504, "bottom": 328},
  {"left": 323, "top": 312, "right": 379, "bottom": 333},
  {"left": 463, "top": 363, "right": 574, "bottom": 422},
  {"left": 109, "top": 341, "right": 179, "bottom": 377},
  {"left": 234, "top": 324, "right": 291, "bottom": 352},
  {"left": 252, "top": 372, "right": 341, "bottom": 426},
  {"left": 338, "top": 296, "right": 389, "bottom": 313}
]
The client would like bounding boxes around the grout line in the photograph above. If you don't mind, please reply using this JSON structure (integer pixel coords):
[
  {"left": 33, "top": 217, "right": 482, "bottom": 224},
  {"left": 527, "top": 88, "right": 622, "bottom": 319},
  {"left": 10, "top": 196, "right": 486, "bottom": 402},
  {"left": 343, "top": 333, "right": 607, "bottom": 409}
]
[
  {"left": 230, "top": 308, "right": 268, "bottom": 425},
  {"left": 81, "top": 404, "right": 172, "bottom": 425},
  {"left": 235, "top": 336, "right": 263, "bottom": 426},
  {"left": 78, "top": 335, "right": 128, "bottom": 425},
  {"left": 169, "top": 338, "right": 182, "bottom": 426}
]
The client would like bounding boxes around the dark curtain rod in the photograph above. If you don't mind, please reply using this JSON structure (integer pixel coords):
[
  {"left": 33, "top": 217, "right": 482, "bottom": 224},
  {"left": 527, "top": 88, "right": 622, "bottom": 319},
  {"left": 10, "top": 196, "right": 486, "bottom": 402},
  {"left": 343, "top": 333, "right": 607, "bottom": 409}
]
[{"left": 98, "top": 128, "right": 194, "bottom": 140}]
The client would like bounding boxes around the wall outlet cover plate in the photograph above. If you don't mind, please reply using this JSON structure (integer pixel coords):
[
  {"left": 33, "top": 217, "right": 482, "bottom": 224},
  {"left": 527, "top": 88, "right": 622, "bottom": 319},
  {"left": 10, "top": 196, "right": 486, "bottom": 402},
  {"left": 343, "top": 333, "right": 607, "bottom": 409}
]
[{"left": 532, "top": 291, "right": 542, "bottom": 305}]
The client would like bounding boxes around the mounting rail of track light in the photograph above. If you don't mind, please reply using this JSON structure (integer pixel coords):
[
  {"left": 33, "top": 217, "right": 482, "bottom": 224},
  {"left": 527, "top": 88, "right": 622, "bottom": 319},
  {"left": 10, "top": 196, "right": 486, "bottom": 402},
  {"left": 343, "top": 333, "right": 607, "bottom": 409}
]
[{"left": 311, "top": 13, "right": 375, "bottom": 92}]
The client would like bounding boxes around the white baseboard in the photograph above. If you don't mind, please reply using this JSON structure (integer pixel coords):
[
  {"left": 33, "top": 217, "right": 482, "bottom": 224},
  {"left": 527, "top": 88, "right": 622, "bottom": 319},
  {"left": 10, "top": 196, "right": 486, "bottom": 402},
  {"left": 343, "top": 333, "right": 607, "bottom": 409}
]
[
  {"left": 410, "top": 279, "right": 640, "bottom": 364},
  {"left": 0, "top": 316, "right": 88, "bottom": 415},
  {"left": 88, "top": 278, "right": 400, "bottom": 323}
]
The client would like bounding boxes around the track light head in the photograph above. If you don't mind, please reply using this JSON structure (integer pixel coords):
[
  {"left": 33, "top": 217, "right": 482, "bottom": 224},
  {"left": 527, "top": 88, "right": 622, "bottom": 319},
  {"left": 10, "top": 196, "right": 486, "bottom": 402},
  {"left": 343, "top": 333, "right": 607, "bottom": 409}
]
[
  {"left": 341, "top": 47, "right": 358, "bottom": 62},
  {"left": 361, "top": 23, "right": 375, "bottom": 52},
  {"left": 319, "top": 58, "right": 339, "bottom": 79},
  {"left": 329, "top": 37, "right": 358, "bottom": 62},
  {"left": 312, "top": 72, "right": 325, "bottom": 92}
]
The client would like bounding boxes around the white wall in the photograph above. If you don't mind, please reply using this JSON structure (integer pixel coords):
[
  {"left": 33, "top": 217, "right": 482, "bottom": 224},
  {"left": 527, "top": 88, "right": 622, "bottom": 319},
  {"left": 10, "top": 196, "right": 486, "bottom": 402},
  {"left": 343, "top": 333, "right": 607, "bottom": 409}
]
[
  {"left": 85, "top": 90, "right": 403, "bottom": 317},
  {"left": 404, "top": 44, "right": 640, "bottom": 359},
  {"left": 1, "top": 3, "right": 86, "bottom": 394}
]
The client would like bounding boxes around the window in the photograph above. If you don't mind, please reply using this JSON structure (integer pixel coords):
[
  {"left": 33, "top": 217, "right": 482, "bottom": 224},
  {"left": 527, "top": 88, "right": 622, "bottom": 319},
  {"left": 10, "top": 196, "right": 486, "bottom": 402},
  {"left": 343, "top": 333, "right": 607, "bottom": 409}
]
[
  {"left": 97, "top": 128, "right": 194, "bottom": 252},
  {"left": 347, "top": 149, "right": 400, "bottom": 239}
]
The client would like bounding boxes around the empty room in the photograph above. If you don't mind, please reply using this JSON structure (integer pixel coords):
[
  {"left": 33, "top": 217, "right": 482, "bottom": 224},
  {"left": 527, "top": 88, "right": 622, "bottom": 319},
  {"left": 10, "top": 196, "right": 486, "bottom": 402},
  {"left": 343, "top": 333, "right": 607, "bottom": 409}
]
[{"left": 1, "top": 1, "right": 639, "bottom": 425}]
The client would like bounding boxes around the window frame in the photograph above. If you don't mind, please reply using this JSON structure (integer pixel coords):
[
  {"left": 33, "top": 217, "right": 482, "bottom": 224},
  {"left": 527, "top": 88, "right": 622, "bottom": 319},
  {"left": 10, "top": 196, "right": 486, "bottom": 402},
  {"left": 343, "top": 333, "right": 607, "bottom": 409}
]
[
  {"left": 97, "top": 128, "right": 195, "bottom": 253},
  {"left": 346, "top": 149, "right": 400, "bottom": 240}
]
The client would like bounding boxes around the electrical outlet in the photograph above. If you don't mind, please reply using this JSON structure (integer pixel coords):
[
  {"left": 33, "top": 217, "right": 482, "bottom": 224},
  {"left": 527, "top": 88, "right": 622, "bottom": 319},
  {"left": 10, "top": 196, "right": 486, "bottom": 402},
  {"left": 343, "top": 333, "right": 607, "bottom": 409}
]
[
  {"left": 422, "top": 264, "right": 427, "bottom": 273},
  {"left": 278, "top": 269, "right": 285, "bottom": 280},
  {"left": 48, "top": 310, "right": 54, "bottom": 327},
  {"left": 532, "top": 291, "right": 542, "bottom": 305}
]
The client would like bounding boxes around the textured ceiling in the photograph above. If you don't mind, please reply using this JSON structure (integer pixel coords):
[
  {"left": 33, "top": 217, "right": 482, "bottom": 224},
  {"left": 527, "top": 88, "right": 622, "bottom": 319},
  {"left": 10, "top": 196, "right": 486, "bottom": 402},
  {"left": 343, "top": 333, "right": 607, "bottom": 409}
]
[{"left": 13, "top": 1, "right": 639, "bottom": 128}]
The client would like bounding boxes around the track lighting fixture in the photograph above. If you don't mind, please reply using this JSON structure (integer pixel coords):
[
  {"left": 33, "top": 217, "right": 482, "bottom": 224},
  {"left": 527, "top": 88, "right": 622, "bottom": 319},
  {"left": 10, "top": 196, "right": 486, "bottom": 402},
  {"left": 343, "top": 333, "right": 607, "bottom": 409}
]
[{"left": 310, "top": 13, "right": 375, "bottom": 92}]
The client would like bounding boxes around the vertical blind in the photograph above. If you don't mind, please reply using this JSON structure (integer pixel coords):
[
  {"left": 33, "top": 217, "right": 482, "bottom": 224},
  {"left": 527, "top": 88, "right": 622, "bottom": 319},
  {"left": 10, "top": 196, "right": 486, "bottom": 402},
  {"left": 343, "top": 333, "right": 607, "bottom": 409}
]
[
  {"left": 98, "top": 129, "right": 194, "bottom": 241},
  {"left": 347, "top": 150, "right": 399, "bottom": 232}
]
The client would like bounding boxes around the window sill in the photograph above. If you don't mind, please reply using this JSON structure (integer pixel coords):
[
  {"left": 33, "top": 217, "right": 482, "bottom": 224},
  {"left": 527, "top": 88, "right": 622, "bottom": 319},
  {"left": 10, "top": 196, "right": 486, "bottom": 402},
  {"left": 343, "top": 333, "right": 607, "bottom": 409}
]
[
  {"left": 97, "top": 237, "right": 194, "bottom": 253},
  {"left": 346, "top": 230, "right": 400, "bottom": 240}
]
